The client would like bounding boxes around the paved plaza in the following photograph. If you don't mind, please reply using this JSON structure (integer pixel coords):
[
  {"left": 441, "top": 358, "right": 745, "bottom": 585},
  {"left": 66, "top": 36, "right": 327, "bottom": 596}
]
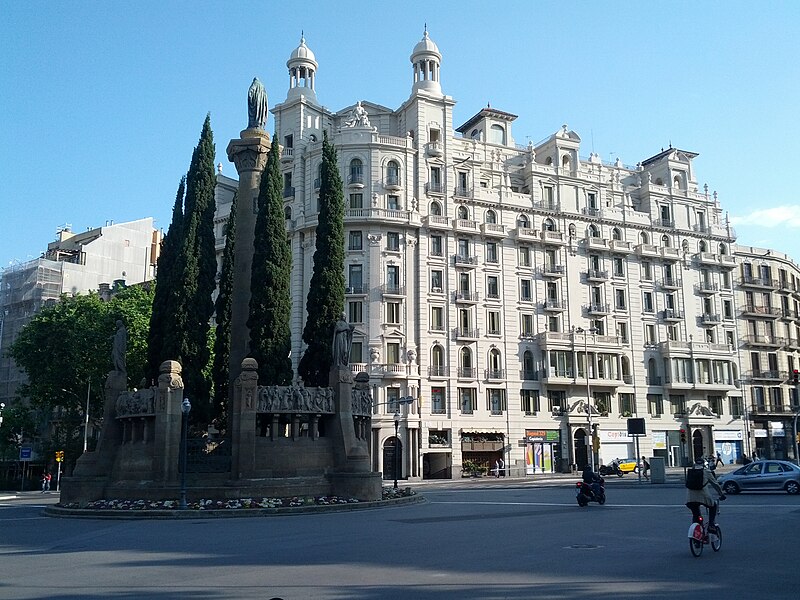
[{"left": 1, "top": 475, "right": 798, "bottom": 599}]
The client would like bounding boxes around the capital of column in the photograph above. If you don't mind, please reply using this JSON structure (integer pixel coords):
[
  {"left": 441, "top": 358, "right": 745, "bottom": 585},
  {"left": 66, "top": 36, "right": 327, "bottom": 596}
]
[{"left": 226, "top": 129, "right": 272, "bottom": 174}]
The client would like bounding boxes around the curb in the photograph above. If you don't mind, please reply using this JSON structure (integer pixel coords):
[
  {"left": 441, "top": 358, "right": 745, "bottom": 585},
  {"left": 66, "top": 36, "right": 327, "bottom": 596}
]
[{"left": 43, "top": 493, "right": 425, "bottom": 520}]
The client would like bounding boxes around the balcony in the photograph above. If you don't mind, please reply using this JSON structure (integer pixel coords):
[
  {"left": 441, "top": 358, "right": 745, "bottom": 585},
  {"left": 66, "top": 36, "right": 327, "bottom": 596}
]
[
  {"left": 662, "top": 309, "right": 684, "bottom": 321},
  {"left": 747, "top": 370, "right": 785, "bottom": 382},
  {"left": 696, "top": 282, "right": 719, "bottom": 295},
  {"left": 453, "top": 328, "right": 480, "bottom": 341},
  {"left": 585, "top": 237, "right": 609, "bottom": 251},
  {"left": 740, "top": 276, "right": 778, "bottom": 290},
  {"left": 481, "top": 223, "right": 506, "bottom": 237},
  {"left": 661, "top": 247, "right": 681, "bottom": 261},
  {"left": 742, "top": 335, "right": 785, "bottom": 348},
  {"left": 384, "top": 175, "right": 402, "bottom": 190},
  {"left": 741, "top": 305, "right": 781, "bottom": 319},
  {"left": 281, "top": 147, "right": 293, "bottom": 161},
  {"left": 749, "top": 403, "right": 800, "bottom": 416},
  {"left": 454, "top": 291, "right": 479, "bottom": 303},
  {"left": 454, "top": 186, "right": 473, "bottom": 198},
  {"left": 780, "top": 308, "right": 797, "bottom": 320},
  {"left": 424, "top": 215, "right": 451, "bottom": 230},
  {"left": 540, "top": 230, "right": 566, "bottom": 246},
  {"left": 428, "top": 366, "right": 449, "bottom": 378},
  {"left": 484, "top": 369, "right": 506, "bottom": 381},
  {"left": 378, "top": 363, "right": 411, "bottom": 378},
  {"left": 453, "top": 254, "right": 479, "bottom": 268},
  {"left": 457, "top": 367, "right": 478, "bottom": 379},
  {"left": 543, "top": 299, "right": 566, "bottom": 312},
  {"left": 636, "top": 244, "right": 659, "bottom": 258},
  {"left": 586, "top": 303, "right": 611, "bottom": 315},
  {"left": 454, "top": 219, "right": 479, "bottom": 233},
  {"left": 515, "top": 227, "right": 539, "bottom": 242},
  {"left": 426, "top": 141, "right": 443, "bottom": 156},
  {"left": 425, "top": 182, "right": 444, "bottom": 195},
  {"left": 700, "top": 313, "right": 722, "bottom": 326},
  {"left": 282, "top": 186, "right": 295, "bottom": 198},
  {"left": 697, "top": 252, "right": 736, "bottom": 268},
  {"left": 586, "top": 269, "right": 609, "bottom": 282},
  {"left": 660, "top": 277, "right": 681, "bottom": 290},
  {"left": 542, "top": 368, "right": 575, "bottom": 383},
  {"left": 345, "top": 285, "right": 368, "bottom": 296},
  {"left": 541, "top": 264, "right": 565, "bottom": 277},
  {"left": 381, "top": 284, "right": 405, "bottom": 296},
  {"left": 609, "top": 240, "right": 633, "bottom": 253},
  {"left": 657, "top": 218, "right": 675, "bottom": 228},
  {"left": 521, "top": 369, "right": 540, "bottom": 381},
  {"left": 532, "top": 200, "right": 559, "bottom": 212},
  {"left": 646, "top": 376, "right": 663, "bottom": 386},
  {"left": 348, "top": 173, "right": 365, "bottom": 188},
  {"left": 583, "top": 207, "right": 602, "bottom": 217}
]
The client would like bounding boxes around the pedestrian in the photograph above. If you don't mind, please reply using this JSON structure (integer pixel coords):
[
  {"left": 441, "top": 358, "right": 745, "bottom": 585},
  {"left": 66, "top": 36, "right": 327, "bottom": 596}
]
[
  {"left": 40, "top": 473, "right": 47, "bottom": 493},
  {"left": 45, "top": 472, "right": 51, "bottom": 492},
  {"left": 493, "top": 459, "right": 500, "bottom": 478},
  {"left": 498, "top": 457, "right": 505, "bottom": 478},
  {"left": 715, "top": 452, "right": 723, "bottom": 468},
  {"left": 640, "top": 456, "right": 650, "bottom": 480}
]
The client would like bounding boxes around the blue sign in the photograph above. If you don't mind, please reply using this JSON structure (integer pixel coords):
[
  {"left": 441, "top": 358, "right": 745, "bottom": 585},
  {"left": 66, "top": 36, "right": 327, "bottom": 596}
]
[{"left": 19, "top": 447, "right": 32, "bottom": 461}]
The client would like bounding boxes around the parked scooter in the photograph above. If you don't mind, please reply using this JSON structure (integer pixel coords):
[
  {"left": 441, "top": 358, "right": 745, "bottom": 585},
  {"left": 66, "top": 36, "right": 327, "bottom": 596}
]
[
  {"left": 599, "top": 459, "right": 624, "bottom": 478},
  {"left": 576, "top": 476, "right": 606, "bottom": 507}
]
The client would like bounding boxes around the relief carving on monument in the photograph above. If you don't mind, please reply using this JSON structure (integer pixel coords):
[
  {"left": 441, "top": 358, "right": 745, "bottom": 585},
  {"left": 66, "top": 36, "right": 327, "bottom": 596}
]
[
  {"left": 256, "top": 384, "right": 334, "bottom": 414},
  {"left": 115, "top": 388, "right": 156, "bottom": 419}
]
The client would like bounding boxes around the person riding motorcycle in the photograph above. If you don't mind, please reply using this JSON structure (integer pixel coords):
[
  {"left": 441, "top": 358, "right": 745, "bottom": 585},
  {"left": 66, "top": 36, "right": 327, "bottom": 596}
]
[
  {"left": 581, "top": 464, "right": 602, "bottom": 499},
  {"left": 685, "top": 456, "right": 725, "bottom": 530}
]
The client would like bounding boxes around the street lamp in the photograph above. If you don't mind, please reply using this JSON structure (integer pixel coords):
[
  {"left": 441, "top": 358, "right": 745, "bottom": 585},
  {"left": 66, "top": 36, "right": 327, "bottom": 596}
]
[
  {"left": 60, "top": 382, "right": 92, "bottom": 453},
  {"left": 179, "top": 398, "right": 191, "bottom": 510},
  {"left": 393, "top": 409, "right": 400, "bottom": 489},
  {"left": 576, "top": 326, "right": 598, "bottom": 471},
  {"left": 0, "top": 402, "right": 5, "bottom": 428}
]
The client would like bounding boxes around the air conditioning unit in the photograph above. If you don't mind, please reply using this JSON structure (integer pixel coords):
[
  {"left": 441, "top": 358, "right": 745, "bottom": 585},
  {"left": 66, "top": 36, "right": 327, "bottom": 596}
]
[
  {"left": 345, "top": 287, "right": 354, "bottom": 294},
  {"left": 431, "top": 287, "right": 443, "bottom": 293}
]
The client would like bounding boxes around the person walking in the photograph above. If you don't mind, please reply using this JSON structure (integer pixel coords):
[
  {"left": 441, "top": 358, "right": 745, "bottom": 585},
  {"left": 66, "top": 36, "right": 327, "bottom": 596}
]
[
  {"left": 639, "top": 456, "right": 650, "bottom": 480},
  {"left": 715, "top": 452, "right": 724, "bottom": 468}
]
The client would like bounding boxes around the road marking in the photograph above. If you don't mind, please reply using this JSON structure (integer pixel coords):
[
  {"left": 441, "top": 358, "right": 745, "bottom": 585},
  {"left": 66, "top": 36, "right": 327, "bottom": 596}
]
[{"left": 429, "top": 500, "right": 799, "bottom": 509}]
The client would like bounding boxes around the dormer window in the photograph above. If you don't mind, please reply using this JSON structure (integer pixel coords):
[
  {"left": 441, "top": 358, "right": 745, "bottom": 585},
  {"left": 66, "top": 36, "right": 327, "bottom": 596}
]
[{"left": 490, "top": 124, "right": 506, "bottom": 145}]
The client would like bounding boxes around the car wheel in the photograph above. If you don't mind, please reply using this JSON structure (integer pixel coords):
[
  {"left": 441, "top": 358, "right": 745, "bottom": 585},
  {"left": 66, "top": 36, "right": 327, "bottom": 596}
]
[
  {"left": 785, "top": 481, "right": 800, "bottom": 495},
  {"left": 722, "top": 481, "right": 740, "bottom": 495}
]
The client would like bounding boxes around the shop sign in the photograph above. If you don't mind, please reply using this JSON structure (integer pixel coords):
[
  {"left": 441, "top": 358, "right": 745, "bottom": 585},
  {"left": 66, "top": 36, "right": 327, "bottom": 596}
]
[
  {"left": 754, "top": 429, "right": 768, "bottom": 438},
  {"left": 598, "top": 430, "right": 631, "bottom": 442},
  {"left": 525, "top": 429, "right": 559, "bottom": 442},
  {"left": 714, "top": 430, "right": 743, "bottom": 441},
  {"left": 652, "top": 431, "right": 667, "bottom": 449}
]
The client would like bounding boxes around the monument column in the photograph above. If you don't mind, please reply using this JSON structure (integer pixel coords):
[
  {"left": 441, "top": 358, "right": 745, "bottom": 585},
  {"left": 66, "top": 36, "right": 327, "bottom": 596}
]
[{"left": 226, "top": 129, "right": 271, "bottom": 386}]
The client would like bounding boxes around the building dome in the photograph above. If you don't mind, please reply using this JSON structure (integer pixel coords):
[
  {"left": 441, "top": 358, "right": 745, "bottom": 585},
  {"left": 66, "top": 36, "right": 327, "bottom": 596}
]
[
  {"left": 410, "top": 27, "right": 441, "bottom": 61},
  {"left": 288, "top": 35, "right": 317, "bottom": 68}
]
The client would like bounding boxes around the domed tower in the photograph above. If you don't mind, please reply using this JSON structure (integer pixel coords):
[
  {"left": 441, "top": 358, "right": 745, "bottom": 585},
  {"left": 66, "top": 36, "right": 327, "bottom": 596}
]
[
  {"left": 410, "top": 26, "right": 442, "bottom": 95},
  {"left": 287, "top": 34, "right": 318, "bottom": 102}
]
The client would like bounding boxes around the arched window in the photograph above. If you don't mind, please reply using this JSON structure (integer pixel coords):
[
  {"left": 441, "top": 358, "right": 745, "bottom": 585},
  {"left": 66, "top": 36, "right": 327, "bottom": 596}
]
[
  {"left": 470, "top": 128, "right": 481, "bottom": 140},
  {"left": 457, "top": 205, "right": 469, "bottom": 220},
  {"left": 431, "top": 345, "right": 444, "bottom": 377},
  {"left": 545, "top": 156, "right": 553, "bottom": 166},
  {"left": 655, "top": 178, "right": 664, "bottom": 186},
  {"left": 640, "top": 232, "right": 649, "bottom": 245},
  {"left": 543, "top": 218, "right": 556, "bottom": 232},
  {"left": 699, "top": 240, "right": 708, "bottom": 252},
  {"left": 621, "top": 356, "right": 631, "bottom": 379},
  {"left": 349, "top": 158, "right": 363, "bottom": 184},
  {"left": 647, "top": 358, "right": 658, "bottom": 383},
  {"left": 661, "top": 235, "right": 671, "bottom": 247},
  {"left": 612, "top": 228, "right": 622, "bottom": 241},
  {"left": 490, "top": 124, "right": 506, "bottom": 145},
  {"left": 561, "top": 154, "right": 571, "bottom": 169},
  {"left": 386, "top": 160, "right": 400, "bottom": 183},
  {"left": 719, "top": 243, "right": 728, "bottom": 255},
  {"left": 523, "top": 350, "right": 535, "bottom": 378},
  {"left": 459, "top": 347, "right": 473, "bottom": 377},
  {"left": 673, "top": 175, "right": 682, "bottom": 189},
  {"left": 517, "top": 214, "right": 530, "bottom": 229},
  {"left": 489, "top": 348, "right": 502, "bottom": 370},
  {"left": 430, "top": 202, "right": 442, "bottom": 216},
  {"left": 485, "top": 210, "right": 497, "bottom": 224},
  {"left": 588, "top": 224, "right": 600, "bottom": 238},
  {"left": 284, "top": 206, "right": 292, "bottom": 220}
]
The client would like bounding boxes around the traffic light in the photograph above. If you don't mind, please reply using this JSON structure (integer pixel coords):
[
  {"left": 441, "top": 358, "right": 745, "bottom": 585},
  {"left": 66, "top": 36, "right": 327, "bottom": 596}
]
[
  {"left": 792, "top": 370, "right": 799, "bottom": 385},
  {"left": 680, "top": 429, "right": 686, "bottom": 444},
  {"left": 55, "top": 450, "right": 64, "bottom": 462}
]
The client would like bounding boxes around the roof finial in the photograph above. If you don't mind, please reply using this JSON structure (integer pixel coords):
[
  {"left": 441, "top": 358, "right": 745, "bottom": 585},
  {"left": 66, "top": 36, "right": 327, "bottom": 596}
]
[
  {"left": 300, "top": 30, "right": 305, "bottom": 45},
  {"left": 424, "top": 23, "right": 428, "bottom": 37}
]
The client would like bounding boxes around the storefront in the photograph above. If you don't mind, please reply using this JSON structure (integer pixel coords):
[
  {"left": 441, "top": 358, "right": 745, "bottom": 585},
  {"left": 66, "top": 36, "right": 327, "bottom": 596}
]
[
  {"left": 713, "top": 430, "right": 743, "bottom": 465},
  {"left": 597, "top": 430, "right": 635, "bottom": 466},
  {"left": 525, "top": 429, "right": 562, "bottom": 474}
]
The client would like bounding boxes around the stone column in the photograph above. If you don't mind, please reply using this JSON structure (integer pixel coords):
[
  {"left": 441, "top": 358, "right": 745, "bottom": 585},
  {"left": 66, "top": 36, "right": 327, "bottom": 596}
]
[
  {"left": 226, "top": 129, "right": 272, "bottom": 386},
  {"left": 231, "top": 358, "right": 259, "bottom": 480},
  {"left": 152, "top": 360, "right": 184, "bottom": 482}
]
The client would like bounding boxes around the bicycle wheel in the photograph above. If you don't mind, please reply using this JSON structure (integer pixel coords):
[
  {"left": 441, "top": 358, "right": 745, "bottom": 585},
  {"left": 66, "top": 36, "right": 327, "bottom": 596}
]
[
  {"left": 689, "top": 537, "right": 704, "bottom": 557},
  {"left": 710, "top": 527, "right": 722, "bottom": 552}
]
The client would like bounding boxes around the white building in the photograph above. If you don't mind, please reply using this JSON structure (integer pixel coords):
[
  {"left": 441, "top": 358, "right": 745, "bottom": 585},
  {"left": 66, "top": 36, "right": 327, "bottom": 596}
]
[
  {"left": 0, "top": 218, "right": 160, "bottom": 407},
  {"left": 214, "top": 31, "right": 776, "bottom": 480}
]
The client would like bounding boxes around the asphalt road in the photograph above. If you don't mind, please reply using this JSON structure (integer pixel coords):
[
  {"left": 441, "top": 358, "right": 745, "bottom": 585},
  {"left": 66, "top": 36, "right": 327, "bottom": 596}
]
[{"left": 1, "top": 480, "right": 798, "bottom": 600}]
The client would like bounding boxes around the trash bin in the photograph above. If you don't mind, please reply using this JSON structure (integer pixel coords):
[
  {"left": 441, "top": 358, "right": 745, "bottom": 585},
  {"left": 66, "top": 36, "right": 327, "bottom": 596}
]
[{"left": 649, "top": 456, "right": 665, "bottom": 484}]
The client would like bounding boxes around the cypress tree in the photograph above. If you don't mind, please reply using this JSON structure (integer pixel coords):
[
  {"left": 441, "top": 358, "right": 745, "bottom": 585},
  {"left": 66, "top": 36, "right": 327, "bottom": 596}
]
[
  {"left": 174, "top": 114, "right": 217, "bottom": 423},
  {"left": 248, "top": 135, "right": 293, "bottom": 385},
  {"left": 146, "top": 176, "right": 185, "bottom": 384},
  {"left": 212, "top": 190, "right": 237, "bottom": 425},
  {"left": 298, "top": 131, "right": 346, "bottom": 386}
]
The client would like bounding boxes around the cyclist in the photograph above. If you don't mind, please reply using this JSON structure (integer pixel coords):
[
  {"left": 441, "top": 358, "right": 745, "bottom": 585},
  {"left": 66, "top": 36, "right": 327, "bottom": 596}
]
[{"left": 685, "top": 456, "right": 725, "bottom": 531}]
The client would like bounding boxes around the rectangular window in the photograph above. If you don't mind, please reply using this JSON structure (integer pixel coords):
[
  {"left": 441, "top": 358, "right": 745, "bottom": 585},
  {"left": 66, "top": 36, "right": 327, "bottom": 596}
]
[
  {"left": 431, "top": 270, "right": 443, "bottom": 292},
  {"left": 386, "top": 232, "right": 400, "bottom": 251},
  {"left": 519, "top": 246, "right": 531, "bottom": 267},
  {"left": 643, "top": 292, "right": 654, "bottom": 313},
  {"left": 708, "top": 396, "right": 723, "bottom": 416},
  {"left": 520, "top": 279, "right": 532, "bottom": 301},
  {"left": 349, "top": 341, "right": 362, "bottom": 364},
  {"left": 617, "top": 321, "right": 629, "bottom": 343},
  {"left": 349, "top": 193, "right": 363, "bottom": 209},
  {"left": 544, "top": 186, "right": 554, "bottom": 206},
  {"left": 430, "top": 306, "right": 444, "bottom": 331},
  {"left": 386, "top": 387, "right": 400, "bottom": 413},
  {"left": 348, "top": 264, "right": 363, "bottom": 290},
  {"left": 549, "top": 350, "right": 573, "bottom": 377},
  {"left": 430, "top": 167, "right": 442, "bottom": 188},
  {"left": 670, "top": 395, "right": 686, "bottom": 415},
  {"left": 387, "top": 195, "right": 400, "bottom": 210},
  {"left": 430, "top": 235, "right": 443, "bottom": 257},
  {"left": 487, "top": 276, "right": 499, "bottom": 299},
  {"left": 618, "top": 393, "right": 634, "bottom": 416},
  {"left": 549, "top": 390, "right": 566, "bottom": 412},
  {"left": 486, "top": 241, "right": 498, "bottom": 263},
  {"left": 487, "top": 310, "right": 501, "bottom": 335},
  {"left": 487, "top": 389, "right": 506, "bottom": 415},
  {"left": 431, "top": 387, "right": 446, "bottom": 414},
  {"left": 615, "top": 288, "right": 626, "bottom": 310},
  {"left": 348, "top": 230, "right": 363, "bottom": 250},
  {"left": 348, "top": 301, "right": 363, "bottom": 323},
  {"left": 641, "top": 261, "right": 652, "bottom": 280},
  {"left": 548, "top": 315, "right": 560, "bottom": 332},
  {"left": 386, "top": 343, "right": 400, "bottom": 364},
  {"left": 521, "top": 390, "right": 539, "bottom": 415},
  {"left": 723, "top": 300, "right": 733, "bottom": 320},
  {"left": 645, "top": 324, "right": 656, "bottom": 344},
  {"left": 283, "top": 134, "right": 293, "bottom": 148},
  {"left": 459, "top": 388, "right": 477, "bottom": 414},
  {"left": 729, "top": 396, "right": 743, "bottom": 418},
  {"left": 613, "top": 257, "right": 624, "bottom": 277},
  {"left": 386, "top": 302, "right": 401, "bottom": 324},
  {"left": 648, "top": 394, "right": 663, "bottom": 416},
  {"left": 667, "top": 325, "right": 679, "bottom": 341},
  {"left": 386, "top": 265, "right": 400, "bottom": 289},
  {"left": 457, "top": 238, "right": 470, "bottom": 258},
  {"left": 521, "top": 314, "right": 534, "bottom": 336}
]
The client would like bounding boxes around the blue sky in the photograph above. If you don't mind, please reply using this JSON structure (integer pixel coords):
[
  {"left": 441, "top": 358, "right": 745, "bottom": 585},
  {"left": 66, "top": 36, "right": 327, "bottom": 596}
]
[{"left": 2, "top": 1, "right": 800, "bottom": 268}]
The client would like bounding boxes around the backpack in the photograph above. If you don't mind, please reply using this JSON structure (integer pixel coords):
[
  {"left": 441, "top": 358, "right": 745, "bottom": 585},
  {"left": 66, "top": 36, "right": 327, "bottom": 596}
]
[{"left": 685, "top": 467, "right": 706, "bottom": 490}]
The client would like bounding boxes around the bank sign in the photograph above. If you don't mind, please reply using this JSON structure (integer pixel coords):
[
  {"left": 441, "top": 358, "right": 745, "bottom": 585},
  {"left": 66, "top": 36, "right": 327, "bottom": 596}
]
[{"left": 525, "top": 429, "right": 560, "bottom": 442}]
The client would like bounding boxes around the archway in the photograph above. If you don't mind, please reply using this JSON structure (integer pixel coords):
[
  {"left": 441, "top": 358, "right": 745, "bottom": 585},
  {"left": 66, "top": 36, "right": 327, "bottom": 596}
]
[
  {"left": 382, "top": 437, "right": 402, "bottom": 481},
  {"left": 574, "top": 428, "right": 589, "bottom": 469},
  {"left": 692, "top": 429, "right": 704, "bottom": 463}
]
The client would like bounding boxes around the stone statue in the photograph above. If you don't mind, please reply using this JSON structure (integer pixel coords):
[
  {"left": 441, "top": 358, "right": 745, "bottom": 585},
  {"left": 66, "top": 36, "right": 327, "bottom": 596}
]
[
  {"left": 344, "top": 101, "right": 370, "bottom": 128},
  {"left": 332, "top": 313, "right": 355, "bottom": 368},
  {"left": 247, "top": 77, "right": 269, "bottom": 130},
  {"left": 112, "top": 320, "right": 127, "bottom": 373}
]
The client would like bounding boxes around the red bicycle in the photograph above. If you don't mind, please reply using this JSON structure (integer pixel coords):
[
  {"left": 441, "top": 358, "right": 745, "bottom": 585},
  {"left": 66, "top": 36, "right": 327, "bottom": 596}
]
[{"left": 688, "top": 504, "right": 722, "bottom": 557}]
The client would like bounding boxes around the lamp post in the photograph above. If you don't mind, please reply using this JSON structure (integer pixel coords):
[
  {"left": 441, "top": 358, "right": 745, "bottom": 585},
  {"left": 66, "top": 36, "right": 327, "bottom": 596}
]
[
  {"left": 60, "top": 382, "right": 92, "bottom": 453},
  {"left": 0, "top": 402, "right": 5, "bottom": 428},
  {"left": 393, "top": 410, "right": 400, "bottom": 489},
  {"left": 179, "top": 398, "right": 191, "bottom": 510},
  {"left": 576, "top": 326, "right": 598, "bottom": 471}
]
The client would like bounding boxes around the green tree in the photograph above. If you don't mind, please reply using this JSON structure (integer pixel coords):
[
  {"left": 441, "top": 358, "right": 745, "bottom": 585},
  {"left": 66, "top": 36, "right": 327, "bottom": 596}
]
[
  {"left": 298, "top": 131, "right": 346, "bottom": 386},
  {"left": 212, "top": 191, "right": 237, "bottom": 426},
  {"left": 146, "top": 177, "right": 185, "bottom": 384},
  {"left": 248, "top": 135, "right": 293, "bottom": 385}
]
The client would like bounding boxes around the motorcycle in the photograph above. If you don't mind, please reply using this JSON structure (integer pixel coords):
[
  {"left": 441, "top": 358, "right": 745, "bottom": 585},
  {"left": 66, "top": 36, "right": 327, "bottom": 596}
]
[
  {"left": 576, "top": 476, "right": 606, "bottom": 507},
  {"left": 599, "top": 459, "right": 624, "bottom": 478}
]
